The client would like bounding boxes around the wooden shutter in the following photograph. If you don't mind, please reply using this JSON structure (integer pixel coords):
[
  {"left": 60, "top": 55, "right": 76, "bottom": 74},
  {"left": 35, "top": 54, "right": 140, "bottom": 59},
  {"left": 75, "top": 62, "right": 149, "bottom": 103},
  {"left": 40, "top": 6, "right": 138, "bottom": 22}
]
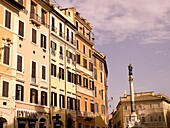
[
  {"left": 3, "top": 46, "right": 10, "bottom": 65},
  {"left": 21, "top": 85, "right": 24, "bottom": 101},
  {"left": 2, "top": 81, "right": 9, "bottom": 97},
  {"left": 32, "top": 61, "right": 36, "bottom": 77},
  {"left": 19, "top": 20, "right": 24, "bottom": 37},
  {"left": 17, "top": 55, "right": 22, "bottom": 71}
]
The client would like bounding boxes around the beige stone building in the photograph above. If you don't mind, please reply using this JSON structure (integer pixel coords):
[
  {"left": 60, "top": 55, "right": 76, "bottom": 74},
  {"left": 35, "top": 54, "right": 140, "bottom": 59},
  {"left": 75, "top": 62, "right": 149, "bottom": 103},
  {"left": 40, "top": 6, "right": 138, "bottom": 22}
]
[
  {"left": 0, "top": 1, "right": 108, "bottom": 128},
  {"left": 112, "top": 91, "right": 170, "bottom": 128}
]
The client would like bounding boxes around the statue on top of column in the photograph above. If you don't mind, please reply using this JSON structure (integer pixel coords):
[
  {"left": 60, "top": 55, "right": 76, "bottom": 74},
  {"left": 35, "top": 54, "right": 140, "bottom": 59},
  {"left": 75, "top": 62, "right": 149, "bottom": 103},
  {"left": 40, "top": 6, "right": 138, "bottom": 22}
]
[{"left": 128, "top": 64, "right": 133, "bottom": 76}]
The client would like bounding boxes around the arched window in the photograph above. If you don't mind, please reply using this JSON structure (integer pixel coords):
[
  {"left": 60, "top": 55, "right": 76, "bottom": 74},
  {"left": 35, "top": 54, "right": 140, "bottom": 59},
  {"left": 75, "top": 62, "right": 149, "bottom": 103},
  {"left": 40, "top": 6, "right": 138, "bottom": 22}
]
[{"left": 39, "top": 118, "right": 46, "bottom": 128}]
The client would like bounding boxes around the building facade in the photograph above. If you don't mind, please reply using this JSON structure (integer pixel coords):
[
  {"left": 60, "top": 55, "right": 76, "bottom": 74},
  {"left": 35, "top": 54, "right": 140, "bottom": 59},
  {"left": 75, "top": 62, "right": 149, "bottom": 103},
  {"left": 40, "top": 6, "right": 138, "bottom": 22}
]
[
  {"left": 0, "top": 0, "right": 108, "bottom": 128},
  {"left": 112, "top": 91, "right": 170, "bottom": 128}
]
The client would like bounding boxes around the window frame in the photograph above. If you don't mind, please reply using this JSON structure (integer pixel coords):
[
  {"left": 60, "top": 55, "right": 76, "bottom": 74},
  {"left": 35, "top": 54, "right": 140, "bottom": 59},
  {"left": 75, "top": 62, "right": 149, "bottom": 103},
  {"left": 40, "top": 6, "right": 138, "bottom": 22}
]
[
  {"left": 3, "top": 45, "right": 10, "bottom": 66},
  {"left": 40, "top": 33, "right": 47, "bottom": 49},
  {"left": 18, "top": 20, "right": 25, "bottom": 38},
  {"left": 41, "top": 64, "right": 47, "bottom": 81},
  {"left": 4, "top": 9, "right": 12, "bottom": 29},
  {"left": 15, "top": 84, "right": 24, "bottom": 101},
  {"left": 17, "top": 53, "right": 24, "bottom": 73}
]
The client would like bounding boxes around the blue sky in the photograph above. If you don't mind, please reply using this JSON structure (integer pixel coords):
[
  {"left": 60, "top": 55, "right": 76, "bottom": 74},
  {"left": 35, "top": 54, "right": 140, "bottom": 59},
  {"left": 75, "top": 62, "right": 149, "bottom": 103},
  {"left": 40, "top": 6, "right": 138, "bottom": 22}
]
[{"left": 52, "top": 0, "right": 170, "bottom": 113}]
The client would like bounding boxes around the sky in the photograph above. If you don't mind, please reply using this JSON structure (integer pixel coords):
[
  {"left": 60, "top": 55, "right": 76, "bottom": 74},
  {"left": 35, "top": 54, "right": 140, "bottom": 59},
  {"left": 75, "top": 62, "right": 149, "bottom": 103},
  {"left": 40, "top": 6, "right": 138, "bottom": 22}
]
[{"left": 52, "top": 0, "right": 170, "bottom": 113}]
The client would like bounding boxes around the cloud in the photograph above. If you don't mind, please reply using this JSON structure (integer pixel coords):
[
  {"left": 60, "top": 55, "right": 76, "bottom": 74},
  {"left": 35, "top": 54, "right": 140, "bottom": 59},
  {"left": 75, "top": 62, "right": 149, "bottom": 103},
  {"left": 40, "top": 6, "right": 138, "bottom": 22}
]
[
  {"left": 154, "top": 50, "right": 162, "bottom": 55},
  {"left": 52, "top": 0, "right": 170, "bottom": 45}
]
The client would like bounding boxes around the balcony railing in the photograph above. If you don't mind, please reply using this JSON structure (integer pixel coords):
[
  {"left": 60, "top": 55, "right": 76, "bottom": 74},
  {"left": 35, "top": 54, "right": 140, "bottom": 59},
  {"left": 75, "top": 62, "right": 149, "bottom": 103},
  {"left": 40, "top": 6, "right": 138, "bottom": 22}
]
[{"left": 30, "top": 12, "right": 41, "bottom": 26}]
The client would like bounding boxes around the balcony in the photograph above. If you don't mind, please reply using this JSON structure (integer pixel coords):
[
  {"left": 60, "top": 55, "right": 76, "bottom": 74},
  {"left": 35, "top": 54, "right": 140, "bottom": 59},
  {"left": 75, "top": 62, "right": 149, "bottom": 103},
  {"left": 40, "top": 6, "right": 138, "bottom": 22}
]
[
  {"left": 76, "top": 111, "right": 84, "bottom": 117},
  {"left": 30, "top": 12, "right": 41, "bottom": 26},
  {"left": 66, "top": 109, "right": 76, "bottom": 118},
  {"left": 84, "top": 111, "right": 94, "bottom": 121}
]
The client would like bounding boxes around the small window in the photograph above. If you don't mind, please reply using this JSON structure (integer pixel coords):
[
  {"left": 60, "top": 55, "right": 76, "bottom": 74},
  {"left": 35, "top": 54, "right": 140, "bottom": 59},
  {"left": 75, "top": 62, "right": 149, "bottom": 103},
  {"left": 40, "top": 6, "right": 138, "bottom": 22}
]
[
  {"left": 76, "top": 54, "right": 81, "bottom": 64},
  {"left": 41, "top": 9, "right": 47, "bottom": 25},
  {"left": 59, "top": 46, "right": 63, "bottom": 55},
  {"left": 124, "top": 106, "right": 128, "bottom": 110},
  {"left": 18, "top": 20, "right": 24, "bottom": 37},
  {"left": 85, "top": 101, "right": 87, "bottom": 111},
  {"left": 2, "top": 81, "right": 9, "bottom": 97},
  {"left": 17, "top": 54, "right": 23, "bottom": 72},
  {"left": 3, "top": 45, "right": 10, "bottom": 65},
  {"left": 83, "top": 58, "right": 87, "bottom": 68},
  {"left": 95, "top": 103, "right": 98, "bottom": 113},
  {"left": 16, "top": 84, "right": 24, "bottom": 101},
  {"left": 51, "top": 63, "right": 56, "bottom": 77},
  {"left": 5, "top": 10, "right": 11, "bottom": 29},
  {"left": 94, "top": 68, "right": 97, "bottom": 80},
  {"left": 42, "top": 65, "right": 46, "bottom": 80},
  {"left": 31, "top": 61, "right": 36, "bottom": 83},
  {"left": 101, "top": 105, "right": 105, "bottom": 114},
  {"left": 30, "top": 88, "right": 38, "bottom": 104},
  {"left": 83, "top": 77, "right": 88, "bottom": 88},
  {"left": 51, "top": 41, "right": 56, "bottom": 55},
  {"left": 83, "top": 45, "right": 86, "bottom": 54},
  {"left": 89, "top": 49, "right": 91, "bottom": 58},
  {"left": 32, "top": 28, "right": 37, "bottom": 44},
  {"left": 59, "top": 67, "right": 64, "bottom": 80},
  {"left": 158, "top": 115, "right": 162, "bottom": 121},
  {"left": 94, "top": 57, "right": 96, "bottom": 67},
  {"left": 51, "top": 92, "right": 57, "bottom": 106},
  {"left": 90, "top": 103, "right": 95, "bottom": 113},
  {"left": 100, "top": 72, "right": 103, "bottom": 83},
  {"left": 150, "top": 116, "right": 153, "bottom": 122},
  {"left": 41, "top": 91, "right": 47, "bottom": 105},
  {"left": 68, "top": 11, "right": 71, "bottom": 16},
  {"left": 89, "top": 62, "right": 93, "bottom": 71},
  {"left": 40, "top": 34, "right": 47, "bottom": 49},
  {"left": 59, "top": 94, "right": 65, "bottom": 108},
  {"left": 76, "top": 40, "right": 79, "bottom": 50}
]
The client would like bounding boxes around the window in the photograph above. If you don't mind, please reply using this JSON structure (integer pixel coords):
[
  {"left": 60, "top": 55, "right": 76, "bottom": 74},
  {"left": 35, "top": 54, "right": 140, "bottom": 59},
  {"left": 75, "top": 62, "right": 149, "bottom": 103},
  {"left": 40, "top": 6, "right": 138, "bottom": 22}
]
[
  {"left": 51, "top": 63, "right": 56, "bottom": 77},
  {"left": 94, "top": 57, "right": 96, "bottom": 67},
  {"left": 31, "top": 1, "right": 37, "bottom": 13},
  {"left": 51, "top": 92, "right": 57, "bottom": 107},
  {"left": 101, "top": 89, "right": 104, "bottom": 100},
  {"left": 150, "top": 104, "right": 153, "bottom": 108},
  {"left": 141, "top": 117, "right": 145, "bottom": 122},
  {"left": 90, "top": 80, "right": 94, "bottom": 90},
  {"left": 41, "top": 9, "right": 47, "bottom": 25},
  {"left": 85, "top": 101, "right": 87, "bottom": 111},
  {"left": 90, "top": 103, "right": 95, "bottom": 113},
  {"left": 2, "top": 81, "right": 9, "bottom": 97},
  {"left": 51, "top": 17, "right": 55, "bottom": 32},
  {"left": 76, "top": 21, "right": 78, "bottom": 30},
  {"left": 66, "top": 28, "right": 69, "bottom": 41},
  {"left": 83, "top": 27, "right": 85, "bottom": 36},
  {"left": 77, "top": 99, "right": 80, "bottom": 111},
  {"left": 5, "top": 10, "right": 11, "bottom": 29},
  {"left": 100, "top": 72, "right": 103, "bottom": 83},
  {"left": 31, "top": 61, "right": 36, "bottom": 83},
  {"left": 76, "top": 74, "right": 82, "bottom": 85},
  {"left": 100, "top": 61, "right": 103, "bottom": 70},
  {"left": 59, "top": 46, "right": 63, "bottom": 55},
  {"left": 89, "top": 49, "right": 91, "bottom": 58},
  {"left": 42, "top": 65, "right": 46, "bottom": 80},
  {"left": 71, "top": 32, "right": 73, "bottom": 44},
  {"left": 76, "top": 54, "right": 80, "bottom": 64},
  {"left": 95, "top": 103, "right": 98, "bottom": 113},
  {"left": 40, "top": 34, "right": 47, "bottom": 49},
  {"left": 67, "top": 97, "right": 71, "bottom": 109},
  {"left": 83, "top": 77, "right": 88, "bottom": 88},
  {"left": 124, "top": 106, "right": 128, "bottom": 110},
  {"left": 89, "top": 62, "right": 93, "bottom": 71},
  {"left": 101, "top": 105, "right": 105, "bottom": 114},
  {"left": 30, "top": 88, "right": 38, "bottom": 104},
  {"left": 76, "top": 40, "right": 79, "bottom": 50},
  {"left": 59, "top": 67, "right": 64, "bottom": 80},
  {"left": 158, "top": 116, "right": 162, "bottom": 121},
  {"left": 59, "top": 23, "right": 63, "bottom": 37},
  {"left": 59, "top": 94, "right": 65, "bottom": 108},
  {"left": 3, "top": 45, "right": 10, "bottom": 65},
  {"left": 17, "top": 54, "right": 23, "bottom": 72},
  {"left": 67, "top": 71, "right": 72, "bottom": 82},
  {"left": 83, "top": 45, "right": 86, "bottom": 54},
  {"left": 32, "top": 28, "right": 37, "bottom": 44},
  {"left": 18, "top": 20, "right": 24, "bottom": 37},
  {"left": 94, "top": 86, "right": 97, "bottom": 97},
  {"left": 158, "top": 103, "right": 160, "bottom": 108},
  {"left": 83, "top": 58, "right": 87, "bottom": 68},
  {"left": 150, "top": 116, "right": 153, "bottom": 122},
  {"left": 41, "top": 91, "right": 47, "bottom": 106},
  {"left": 94, "top": 68, "right": 97, "bottom": 80},
  {"left": 16, "top": 84, "right": 24, "bottom": 101},
  {"left": 51, "top": 41, "right": 56, "bottom": 55}
]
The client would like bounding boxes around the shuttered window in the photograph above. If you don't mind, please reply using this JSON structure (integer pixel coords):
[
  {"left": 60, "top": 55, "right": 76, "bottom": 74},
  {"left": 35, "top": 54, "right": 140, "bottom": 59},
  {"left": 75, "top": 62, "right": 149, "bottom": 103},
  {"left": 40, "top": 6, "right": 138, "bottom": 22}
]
[
  {"left": 30, "top": 88, "right": 38, "bottom": 104},
  {"left": 16, "top": 84, "right": 24, "bottom": 101},
  {"left": 41, "top": 91, "right": 47, "bottom": 106},
  {"left": 40, "top": 34, "right": 47, "bottom": 49},
  {"left": 51, "top": 92, "right": 57, "bottom": 106},
  {"left": 59, "top": 67, "right": 64, "bottom": 80},
  {"left": 51, "top": 63, "right": 56, "bottom": 77},
  {"left": 2, "top": 81, "right": 9, "bottom": 97},
  {"left": 42, "top": 65, "right": 46, "bottom": 80},
  {"left": 17, "top": 55, "right": 22, "bottom": 72},
  {"left": 32, "top": 28, "right": 37, "bottom": 44},
  {"left": 5, "top": 10, "right": 11, "bottom": 29},
  {"left": 32, "top": 61, "right": 36, "bottom": 77},
  {"left": 3, "top": 46, "right": 10, "bottom": 65},
  {"left": 18, "top": 20, "right": 24, "bottom": 37}
]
